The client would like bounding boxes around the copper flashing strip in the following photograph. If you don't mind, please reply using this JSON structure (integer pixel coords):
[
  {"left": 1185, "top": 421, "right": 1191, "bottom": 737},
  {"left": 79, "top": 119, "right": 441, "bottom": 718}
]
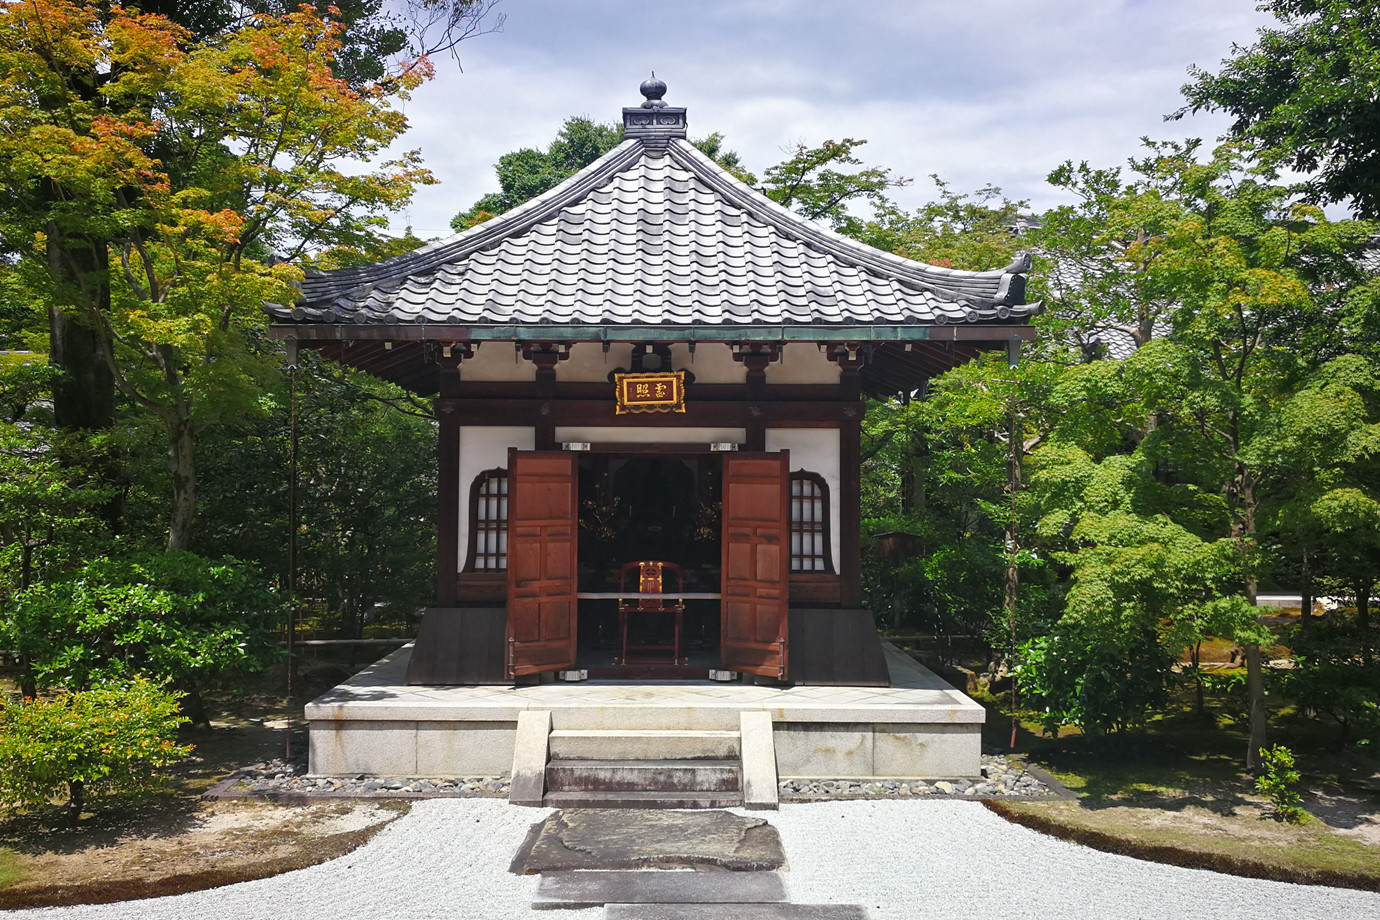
[{"left": 268, "top": 323, "right": 1040, "bottom": 344}]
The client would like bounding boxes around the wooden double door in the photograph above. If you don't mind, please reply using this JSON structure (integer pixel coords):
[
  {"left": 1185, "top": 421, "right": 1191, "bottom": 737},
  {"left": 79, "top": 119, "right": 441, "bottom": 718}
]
[{"left": 505, "top": 449, "right": 790, "bottom": 680}]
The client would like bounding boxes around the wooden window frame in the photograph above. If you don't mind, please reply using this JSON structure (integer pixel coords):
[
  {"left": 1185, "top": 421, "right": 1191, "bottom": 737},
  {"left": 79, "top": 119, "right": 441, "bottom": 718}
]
[
  {"left": 464, "top": 467, "right": 509, "bottom": 573},
  {"left": 789, "top": 470, "right": 833, "bottom": 575}
]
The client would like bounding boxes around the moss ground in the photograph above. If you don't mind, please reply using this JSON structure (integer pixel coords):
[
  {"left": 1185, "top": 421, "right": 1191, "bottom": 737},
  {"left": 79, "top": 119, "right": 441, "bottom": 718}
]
[{"left": 968, "top": 680, "right": 1380, "bottom": 888}]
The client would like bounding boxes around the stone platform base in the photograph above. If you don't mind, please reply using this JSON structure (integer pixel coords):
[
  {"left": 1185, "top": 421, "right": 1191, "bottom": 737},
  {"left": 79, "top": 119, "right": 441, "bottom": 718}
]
[{"left": 305, "top": 643, "right": 984, "bottom": 781}]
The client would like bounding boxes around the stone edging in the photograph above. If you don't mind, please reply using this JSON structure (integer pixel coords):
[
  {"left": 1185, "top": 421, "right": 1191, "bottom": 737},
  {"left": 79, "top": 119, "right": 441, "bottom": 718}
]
[{"left": 205, "top": 754, "right": 1075, "bottom": 803}]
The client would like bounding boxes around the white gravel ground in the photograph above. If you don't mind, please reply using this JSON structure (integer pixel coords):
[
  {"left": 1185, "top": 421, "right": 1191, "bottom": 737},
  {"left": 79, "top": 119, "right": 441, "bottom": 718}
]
[{"left": 6, "top": 798, "right": 1380, "bottom": 920}]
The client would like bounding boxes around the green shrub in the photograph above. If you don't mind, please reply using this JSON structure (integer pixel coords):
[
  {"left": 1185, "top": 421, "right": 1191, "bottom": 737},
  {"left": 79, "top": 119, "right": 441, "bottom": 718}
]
[
  {"left": 1016, "top": 624, "right": 1175, "bottom": 737},
  {"left": 1284, "top": 622, "right": 1380, "bottom": 746},
  {"left": 1255, "top": 744, "right": 1308, "bottom": 825},
  {"left": 0, "top": 550, "right": 282, "bottom": 721},
  {"left": 0, "top": 679, "right": 192, "bottom": 825}
]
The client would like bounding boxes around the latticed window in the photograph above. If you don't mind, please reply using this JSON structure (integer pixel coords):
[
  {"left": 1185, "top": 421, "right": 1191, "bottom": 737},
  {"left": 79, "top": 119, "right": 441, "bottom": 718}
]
[
  {"left": 465, "top": 468, "right": 509, "bottom": 571},
  {"left": 789, "top": 471, "right": 832, "bottom": 573}
]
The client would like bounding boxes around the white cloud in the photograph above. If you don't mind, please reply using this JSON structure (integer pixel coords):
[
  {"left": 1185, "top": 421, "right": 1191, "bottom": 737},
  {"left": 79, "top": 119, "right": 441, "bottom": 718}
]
[{"left": 380, "top": 0, "right": 1275, "bottom": 237}]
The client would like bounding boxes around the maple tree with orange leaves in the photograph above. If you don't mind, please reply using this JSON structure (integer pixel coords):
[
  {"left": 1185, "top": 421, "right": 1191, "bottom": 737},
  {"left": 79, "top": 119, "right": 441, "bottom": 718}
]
[{"left": 0, "top": 1, "right": 436, "bottom": 549}]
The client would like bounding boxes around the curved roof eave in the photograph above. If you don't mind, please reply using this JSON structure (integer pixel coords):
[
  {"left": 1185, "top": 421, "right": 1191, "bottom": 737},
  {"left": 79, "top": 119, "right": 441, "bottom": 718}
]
[
  {"left": 296, "top": 139, "right": 647, "bottom": 306},
  {"left": 664, "top": 139, "right": 1031, "bottom": 307}
]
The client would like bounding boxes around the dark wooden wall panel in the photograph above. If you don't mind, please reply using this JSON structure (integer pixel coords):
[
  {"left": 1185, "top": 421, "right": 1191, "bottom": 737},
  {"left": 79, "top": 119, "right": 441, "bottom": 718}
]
[
  {"left": 787, "top": 608, "right": 890, "bottom": 687},
  {"left": 405, "top": 607, "right": 508, "bottom": 685}
]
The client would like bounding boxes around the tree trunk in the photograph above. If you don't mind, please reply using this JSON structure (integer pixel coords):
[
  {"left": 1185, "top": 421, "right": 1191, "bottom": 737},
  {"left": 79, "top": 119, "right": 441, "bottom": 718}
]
[
  {"left": 67, "top": 778, "right": 84, "bottom": 827},
  {"left": 1004, "top": 410, "right": 1022, "bottom": 749},
  {"left": 1232, "top": 468, "right": 1267, "bottom": 773},
  {"left": 1192, "top": 641, "right": 1205, "bottom": 716},
  {"left": 1300, "top": 550, "right": 1314, "bottom": 634},
  {"left": 48, "top": 305, "right": 115, "bottom": 431},
  {"left": 1244, "top": 641, "right": 1267, "bottom": 773},
  {"left": 1358, "top": 581, "right": 1373, "bottom": 668},
  {"left": 46, "top": 234, "right": 123, "bottom": 529},
  {"left": 166, "top": 416, "right": 197, "bottom": 551}
]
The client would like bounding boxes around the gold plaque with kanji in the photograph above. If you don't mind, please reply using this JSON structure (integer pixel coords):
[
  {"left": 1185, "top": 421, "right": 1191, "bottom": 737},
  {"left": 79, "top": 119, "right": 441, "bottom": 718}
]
[{"left": 615, "top": 371, "right": 686, "bottom": 414}]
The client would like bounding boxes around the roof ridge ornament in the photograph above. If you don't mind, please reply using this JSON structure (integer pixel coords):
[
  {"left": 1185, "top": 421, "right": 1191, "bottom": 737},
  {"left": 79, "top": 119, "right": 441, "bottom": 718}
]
[
  {"left": 640, "top": 73, "right": 668, "bottom": 108},
  {"left": 624, "top": 74, "right": 686, "bottom": 154}
]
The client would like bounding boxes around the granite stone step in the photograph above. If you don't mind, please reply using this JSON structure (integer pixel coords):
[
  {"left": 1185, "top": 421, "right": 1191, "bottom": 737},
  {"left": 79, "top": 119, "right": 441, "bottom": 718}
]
[
  {"left": 542, "top": 790, "right": 743, "bottom": 809},
  {"left": 545, "top": 759, "right": 741, "bottom": 793},
  {"left": 604, "top": 905, "right": 870, "bottom": 920},
  {"left": 548, "top": 729, "right": 741, "bottom": 761},
  {"left": 533, "top": 870, "right": 787, "bottom": 910}
]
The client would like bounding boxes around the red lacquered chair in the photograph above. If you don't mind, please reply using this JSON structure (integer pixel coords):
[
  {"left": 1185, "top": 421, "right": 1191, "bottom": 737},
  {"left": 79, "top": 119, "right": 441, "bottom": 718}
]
[{"left": 616, "top": 560, "right": 686, "bottom": 665}]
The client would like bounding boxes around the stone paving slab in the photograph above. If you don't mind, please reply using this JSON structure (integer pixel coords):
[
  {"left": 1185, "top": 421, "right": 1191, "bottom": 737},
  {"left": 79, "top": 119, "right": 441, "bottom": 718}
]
[
  {"left": 533, "top": 871, "right": 788, "bottom": 909},
  {"left": 605, "top": 904, "right": 869, "bottom": 919},
  {"left": 512, "top": 810, "right": 785, "bottom": 873},
  {"left": 304, "top": 643, "right": 986, "bottom": 725}
]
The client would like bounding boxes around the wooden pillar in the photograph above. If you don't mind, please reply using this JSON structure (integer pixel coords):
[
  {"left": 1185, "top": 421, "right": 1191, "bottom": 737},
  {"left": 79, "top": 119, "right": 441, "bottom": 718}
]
[
  {"left": 525, "top": 344, "right": 563, "bottom": 449},
  {"left": 839, "top": 404, "right": 862, "bottom": 608},
  {"left": 435, "top": 356, "right": 463, "bottom": 605},
  {"left": 833, "top": 350, "right": 865, "bottom": 608},
  {"left": 737, "top": 346, "right": 776, "bottom": 452}
]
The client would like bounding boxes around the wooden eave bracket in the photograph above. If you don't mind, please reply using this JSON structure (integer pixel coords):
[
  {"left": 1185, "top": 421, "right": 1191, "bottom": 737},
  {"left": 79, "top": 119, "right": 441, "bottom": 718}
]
[
  {"left": 826, "top": 343, "right": 868, "bottom": 370},
  {"left": 520, "top": 342, "right": 572, "bottom": 370},
  {"left": 730, "top": 343, "right": 780, "bottom": 373}
]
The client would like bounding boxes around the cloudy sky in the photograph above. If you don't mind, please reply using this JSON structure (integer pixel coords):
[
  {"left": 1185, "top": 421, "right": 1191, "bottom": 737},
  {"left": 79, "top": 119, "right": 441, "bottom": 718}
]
[{"left": 382, "top": 0, "right": 1276, "bottom": 237}]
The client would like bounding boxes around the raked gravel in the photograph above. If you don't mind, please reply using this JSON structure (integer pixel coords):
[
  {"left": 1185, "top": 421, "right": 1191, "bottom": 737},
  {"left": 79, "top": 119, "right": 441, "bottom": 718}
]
[{"left": 7, "top": 798, "right": 1380, "bottom": 920}]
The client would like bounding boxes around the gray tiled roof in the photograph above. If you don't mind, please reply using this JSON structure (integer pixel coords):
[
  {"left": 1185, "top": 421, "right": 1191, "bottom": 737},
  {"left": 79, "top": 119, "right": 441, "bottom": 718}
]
[{"left": 273, "top": 139, "right": 1039, "bottom": 330}]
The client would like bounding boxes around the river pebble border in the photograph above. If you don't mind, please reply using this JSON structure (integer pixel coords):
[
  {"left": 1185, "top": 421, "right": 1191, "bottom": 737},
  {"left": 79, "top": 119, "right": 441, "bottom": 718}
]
[
  {"left": 779, "top": 754, "right": 1059, "bottom": 800},
  {"left": 211, "top": 753, "right": 1060, "bottom": 801},
  {"left": 209, "top": 758, "right": 512, "bottom": 800}
]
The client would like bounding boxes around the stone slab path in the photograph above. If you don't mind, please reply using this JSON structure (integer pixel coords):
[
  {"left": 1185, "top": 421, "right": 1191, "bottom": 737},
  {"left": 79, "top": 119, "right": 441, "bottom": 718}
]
[
  {"left": 604, "top": 906, "right": 869, "bottom": 920},
  {"left": 532, "top": 870, "right": 789, "bottom": 909},
  {"left": 5, "top": 799, "right": 1380, "bottom": 920},
  {"left": 512, "top": 809, "right": 786, "bottom": 873}
]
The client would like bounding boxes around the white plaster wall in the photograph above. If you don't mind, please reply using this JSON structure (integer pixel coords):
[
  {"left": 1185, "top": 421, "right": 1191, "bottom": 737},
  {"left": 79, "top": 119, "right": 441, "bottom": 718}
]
[
  {"left": 460, "top": 342, "right": 535, "bottom": 382},
  {"left": 456, "top": 425, "right": 535, "bottom": 570},
  {"left": 554, "top": 426, "right": 746, "bottom": 445},
  {"left": 554, "top": 343, "right": 633, "bottom": 383},
  {"left": 766, "top": 427, "right": 841, "bottom": 570},
  {"left": 460, "top": 341, "right": 833, "bottom": 385},
  {"left": 555, "top": 342, "right": 750, "bottom": 385},
  {"left": 765, "top": 343, "right": 841, "bottom": 385},
  {"left": 670, "top": 342, "right": 745, "bottom": 384}
]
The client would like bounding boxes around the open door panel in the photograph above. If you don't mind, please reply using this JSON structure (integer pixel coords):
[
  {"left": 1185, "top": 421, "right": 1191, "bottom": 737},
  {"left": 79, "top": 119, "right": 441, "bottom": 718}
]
[
  {"left": 506, "top": 450, "right": 578, "bottom": 678},
  {"left": 721, "top": 451, "right": 790, "bottom": 679}
]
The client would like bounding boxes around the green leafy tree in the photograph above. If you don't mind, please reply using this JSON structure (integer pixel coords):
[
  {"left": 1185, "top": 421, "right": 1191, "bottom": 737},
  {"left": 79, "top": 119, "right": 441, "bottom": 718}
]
[
  {"left": 0, "top": 423, "right": 110, "bottom": 595},
  {"left": 0, "top": 678, "right": 191, "bottom": 825},
  {"left": 753, "top": 138, "right": 909, "bottom": 239},
  {"left": 1, "top": 550, "right": 281, "bottom": 723},
  {"left": 864, "top": 177, "right": 1027, "bottom": 270},
  {"left": 1030, "top": 159, "right": 1183, "bottom": 358},
  {"left": 1286, "top": 621, "right": 1380, "bottom": 744},
  {"left": 451, "top": 116, "right": 743, "bottom": 229},
  {"left": 1026, "top": 140, "right": 1375, "bottom": 768},
  {"left": 1179, "top": 0, "right": 1380, "bottom": 217},
  {"left": 194, "top": 356, "right": 437, "bottom": 637}
]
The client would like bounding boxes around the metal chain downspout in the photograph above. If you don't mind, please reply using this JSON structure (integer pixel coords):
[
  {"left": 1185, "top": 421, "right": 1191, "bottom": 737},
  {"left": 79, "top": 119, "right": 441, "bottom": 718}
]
[{"left": 285, "top": 354, "right": 299, "bottom": 761}]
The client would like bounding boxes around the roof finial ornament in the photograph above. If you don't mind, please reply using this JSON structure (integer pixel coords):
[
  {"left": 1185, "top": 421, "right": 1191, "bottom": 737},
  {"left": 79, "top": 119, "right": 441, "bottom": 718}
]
[{"left": 640, "top": 72, "right": 668, "bottom": 109}]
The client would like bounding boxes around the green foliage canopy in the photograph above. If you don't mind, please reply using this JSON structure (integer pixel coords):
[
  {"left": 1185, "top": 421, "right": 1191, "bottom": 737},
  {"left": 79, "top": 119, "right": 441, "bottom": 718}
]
[
  {"left": 1180, "top": 0, "right": 1380, "bottom": 217},
  {"left": 0, "top": 678, "right": 192, "bottom": 823}
]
